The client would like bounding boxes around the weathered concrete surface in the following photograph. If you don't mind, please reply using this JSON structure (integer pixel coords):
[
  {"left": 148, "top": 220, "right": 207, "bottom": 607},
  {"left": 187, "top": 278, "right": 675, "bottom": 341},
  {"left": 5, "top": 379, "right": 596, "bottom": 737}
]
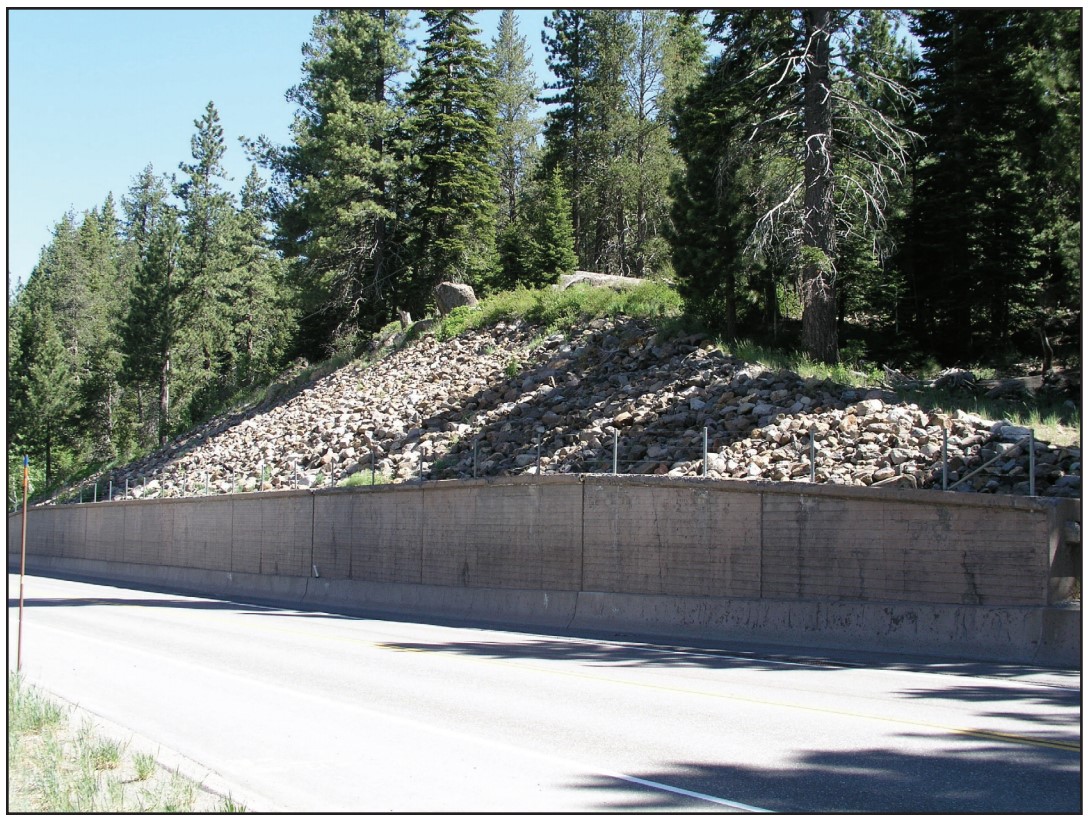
[
  {"left": 8, "top": 476, "right": 1080, "bottom": 666},
  {"left": 569, "top": 591, "right": 1075, "bottom": 666}
]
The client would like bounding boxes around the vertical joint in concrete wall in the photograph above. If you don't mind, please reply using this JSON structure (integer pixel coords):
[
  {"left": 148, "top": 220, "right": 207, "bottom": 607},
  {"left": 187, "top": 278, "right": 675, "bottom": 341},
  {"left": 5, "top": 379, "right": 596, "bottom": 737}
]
[
  {"left": 309, "top": 490, "right": 317, "bottom": 582},
  {"left": 579, "top": 475, "right": 587, "bottom": 592},
  {"left": 758, "top": 491, "right": 765, "bottom": 600}
]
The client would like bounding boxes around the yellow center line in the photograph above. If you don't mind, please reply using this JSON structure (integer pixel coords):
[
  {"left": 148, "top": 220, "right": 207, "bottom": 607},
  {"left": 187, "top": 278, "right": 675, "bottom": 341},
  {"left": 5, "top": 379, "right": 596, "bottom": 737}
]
[{"left": 388, "top": 645, "right": 1081, "bottom": 753}]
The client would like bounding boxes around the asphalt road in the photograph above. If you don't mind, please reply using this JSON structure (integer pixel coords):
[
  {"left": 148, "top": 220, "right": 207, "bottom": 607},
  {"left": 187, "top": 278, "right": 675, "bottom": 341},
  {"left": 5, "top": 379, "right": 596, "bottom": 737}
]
[{"left": 7, "top": 573, "right": 1081, "bottom": 813}]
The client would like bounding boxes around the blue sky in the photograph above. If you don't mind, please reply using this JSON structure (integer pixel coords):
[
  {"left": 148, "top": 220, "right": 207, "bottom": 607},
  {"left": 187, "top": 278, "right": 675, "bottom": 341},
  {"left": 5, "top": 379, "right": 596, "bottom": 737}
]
[{"left": 6, "top": 8, "right": 554, "bottom": 291}]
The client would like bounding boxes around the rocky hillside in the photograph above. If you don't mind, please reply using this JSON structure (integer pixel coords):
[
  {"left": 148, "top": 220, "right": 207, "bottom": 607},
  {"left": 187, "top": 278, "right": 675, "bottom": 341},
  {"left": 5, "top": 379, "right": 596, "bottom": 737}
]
[{"left": 67, "top": 314, "right": 1080, "bottom": 503}]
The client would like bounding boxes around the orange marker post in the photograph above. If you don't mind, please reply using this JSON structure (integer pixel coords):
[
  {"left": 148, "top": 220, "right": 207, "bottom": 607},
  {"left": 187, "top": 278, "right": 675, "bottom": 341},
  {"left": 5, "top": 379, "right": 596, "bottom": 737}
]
[{"left": 18, "top": 455, "right": 29, "bottom": 671}]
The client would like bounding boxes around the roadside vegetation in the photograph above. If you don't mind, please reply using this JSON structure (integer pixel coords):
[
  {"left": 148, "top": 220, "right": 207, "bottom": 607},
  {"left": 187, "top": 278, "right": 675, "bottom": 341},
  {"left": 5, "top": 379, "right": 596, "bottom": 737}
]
[{"left": 7, "top": 672, "right": 247, "bottom": 813}]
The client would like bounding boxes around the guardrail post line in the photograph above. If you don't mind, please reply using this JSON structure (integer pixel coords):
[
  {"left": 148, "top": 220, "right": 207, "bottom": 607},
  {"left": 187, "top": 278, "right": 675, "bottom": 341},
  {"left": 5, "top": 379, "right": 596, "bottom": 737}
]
[
  {"left": 93, "top": 483, "right": 97, "bottom": 503},
  {"left": 108, "top": 480, "right": 112, "bottom": 501},
  {"left": 612, "top": 429, "right": 618, "bottom": 475}
]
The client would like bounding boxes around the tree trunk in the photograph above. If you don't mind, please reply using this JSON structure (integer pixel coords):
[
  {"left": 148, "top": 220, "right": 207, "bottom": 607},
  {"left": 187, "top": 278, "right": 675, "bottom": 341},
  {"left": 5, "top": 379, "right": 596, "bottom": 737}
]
[
  {"left": 800, "top": 9, "right": 839, "bottom": 364},
  {"left": 372, "top": 9, "right": 388, "bottom": 305},
  {"left": 158, "top": 353, "right": 170, "bottom": 447}
]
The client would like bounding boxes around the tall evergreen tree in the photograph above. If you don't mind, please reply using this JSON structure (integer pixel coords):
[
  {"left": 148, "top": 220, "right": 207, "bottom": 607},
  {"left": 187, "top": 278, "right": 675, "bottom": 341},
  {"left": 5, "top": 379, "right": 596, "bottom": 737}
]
[
  {"left": 404, "top": 9, "right": 500, "bottom": 312},
  {"left": 544, "top": 11, "right": 700, "bottom": 277},
  {"left": 541, "top": 10, "right": 594, "bottom": 266},
  {"left": 10, "top": 299, "right": 76, "bottom": 486},
  {"left": 229, "top": 166, "right": 294, "bottom": 388},
  {"left": 75, "top": 196, "right": 130, "bottom": 460},
  {"left": 250, "top": 9, "right": 411, "bottom": 353},
  {"left": 121, "top": 211, "right": 185, "bottom": 446},
  {"left": 675, "top": 10, "right": 916, "bottom": 362},
  {"left": 120, "top": 166, "right": 172, "bottom": 445},
  {"left": 490, "top": 10, "right": 540, "bottom": 231},
  {"left": 908, "top": 9, "right": 1080, "bottom": 365},
  {"left": 177, "top": 101, "right": 240, "bottom": 419}
]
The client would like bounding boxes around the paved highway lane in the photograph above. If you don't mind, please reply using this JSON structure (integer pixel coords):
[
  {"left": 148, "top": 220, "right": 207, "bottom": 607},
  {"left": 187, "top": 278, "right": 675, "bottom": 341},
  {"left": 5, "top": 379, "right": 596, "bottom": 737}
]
[{"left": 7, "top": 573, "right": 1081, "bottom": 813}]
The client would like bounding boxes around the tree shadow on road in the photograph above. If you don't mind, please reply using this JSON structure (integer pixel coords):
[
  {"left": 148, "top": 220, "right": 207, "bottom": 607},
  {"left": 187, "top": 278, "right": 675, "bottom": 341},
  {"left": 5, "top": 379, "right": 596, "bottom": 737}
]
[{"left": 565, "top": 735, "right": 1080, "bottom": 813}]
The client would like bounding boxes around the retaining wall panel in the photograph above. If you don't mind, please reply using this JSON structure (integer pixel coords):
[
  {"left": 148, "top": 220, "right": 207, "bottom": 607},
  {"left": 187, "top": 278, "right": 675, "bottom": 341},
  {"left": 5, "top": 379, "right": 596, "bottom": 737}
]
[
  {"left": 352, "top": 488, "right": 424, "bottom": 584},
  {"left": 758, "top": 493, "right": 1050, "bottom": 606},
  {"left": 421, "top": 481, "right": 582, "bottom": 591},
  {"left": 54, "top": 505, "right": 88, "bottom": 560},
  {"left": 231, "top": 494, "right": 313, "bottom": 578},
  {"left": 312, "top": 493, "right": 353, "bottom": 580},
  {"left": 582, "top": 481, "right": 762, "bottom": 597},
  {"left": 170, "top": 499, "right": 234, "bottom": 571},
  {"left": 121, "top": 504, "right": 173, "bottom": 566},
  {"left": 83, "top": 505, "right": 125, "bottom": 564}
]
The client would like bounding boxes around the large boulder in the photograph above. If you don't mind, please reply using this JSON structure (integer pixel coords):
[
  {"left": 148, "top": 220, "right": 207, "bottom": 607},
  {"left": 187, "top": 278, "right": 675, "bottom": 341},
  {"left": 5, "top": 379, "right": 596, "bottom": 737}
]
[
  {"left": 434, "top": 282, "right": 478, "bottom": 315},
  {"left": 557, "top": 270, "right": 645, "bottom": 291}
]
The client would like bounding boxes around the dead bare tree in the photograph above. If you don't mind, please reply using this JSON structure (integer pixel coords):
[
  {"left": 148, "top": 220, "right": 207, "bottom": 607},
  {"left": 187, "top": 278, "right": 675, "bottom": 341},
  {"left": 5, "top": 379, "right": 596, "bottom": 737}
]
[{"left": 728, "top": 9, "right": 918, "bottom": 364}]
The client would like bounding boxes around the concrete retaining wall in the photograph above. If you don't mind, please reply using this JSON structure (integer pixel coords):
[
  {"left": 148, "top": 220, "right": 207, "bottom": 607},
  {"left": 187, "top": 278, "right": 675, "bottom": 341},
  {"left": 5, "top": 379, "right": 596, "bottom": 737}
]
[{"left": 8, "top": 476, "right": 1080, "bottom": 666}]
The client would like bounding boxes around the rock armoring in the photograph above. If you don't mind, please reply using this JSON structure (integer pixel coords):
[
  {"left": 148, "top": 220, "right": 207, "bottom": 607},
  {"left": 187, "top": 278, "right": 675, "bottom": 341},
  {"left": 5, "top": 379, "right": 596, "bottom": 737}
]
[{"left": 68, "top": 315, "right": 1079, "bottom": 502}]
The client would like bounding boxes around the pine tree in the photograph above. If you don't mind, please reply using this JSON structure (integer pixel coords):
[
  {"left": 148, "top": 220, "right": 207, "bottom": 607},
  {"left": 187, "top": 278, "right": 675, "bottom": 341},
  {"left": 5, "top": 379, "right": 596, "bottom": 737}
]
[
  {"left": 541, "top": 10, "right": 594, "bottom": 266},
  {"left": 75, "top": 196, "right": 130, "bottom": 460},
  {"left": 678, "top": 10, "right": 916, "bottom": 362},
  {"left": 522, "top": 168, "right": 578, "bottom": 287},
  {"left": 122, "top": 211, "right": 185, "bottom": 446},
  {"left": 669, "top": 54, "right": 751, "bottom": 339},
  {"left": 249, "top": 9, "right": 410, "bottom": 352},
  {"left": 404, "top": 10, "right": 500, "bottom": 312},
  {"left": 544, "top": 11, "right": 697, "bottom": 277},
  {"left": 229, "top": 166, "right": 294, "bottom": 388},
  {"left": 177, "top": 101, "right": 240, "bottom": 420},
  {"left": 120, "top": 165, "right": 172, "bottom": 446},
  {"left": 12, "top": 301, "right": 76, "bottom": 486},
  {"left": 490, "top": 10, "right": 540, "bottom": 231},
  {"left": 908, "top": 9, "right": 1080, "bottom": 365}
]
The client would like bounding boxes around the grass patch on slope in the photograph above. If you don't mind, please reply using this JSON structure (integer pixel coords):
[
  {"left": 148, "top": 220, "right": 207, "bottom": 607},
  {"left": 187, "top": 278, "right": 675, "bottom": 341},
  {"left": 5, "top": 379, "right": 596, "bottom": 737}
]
[{"left": 430, "top": 280, "right": 684, "bottom": 341}]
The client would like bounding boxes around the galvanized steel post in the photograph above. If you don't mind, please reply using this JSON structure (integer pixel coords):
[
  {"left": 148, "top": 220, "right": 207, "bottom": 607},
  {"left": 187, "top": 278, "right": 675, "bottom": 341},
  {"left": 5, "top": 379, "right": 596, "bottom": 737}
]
[
  {"left": 810, "top": 424, "right": 817, "bottom": 483},
  {"left": 941, "top": 426, "right": 949, "bottom": 490},
  {"left": 702, "top": 427, "right": 708, "bottom": 478},
  {"left": 1029, "top": 430, "right": 1036, "bottom": 497}
]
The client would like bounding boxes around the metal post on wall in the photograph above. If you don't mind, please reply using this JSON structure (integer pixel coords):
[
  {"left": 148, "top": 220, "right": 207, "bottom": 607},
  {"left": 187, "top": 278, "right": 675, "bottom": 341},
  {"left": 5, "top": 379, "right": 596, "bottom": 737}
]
[
  {"left": 941, "top": 427, "right": 949, "bottom": 491},
  {"left": 612, "top": 429, "right": 619, "bottom": 475},
  {"left": 1029, "top": 429, "right": 1036, "bottom": 497},
  {"left": 702, "top": 427, "right": 709, "bottom": 478},
  {"left": 810, "top": 424, "right": 817, "bottom": 483}
]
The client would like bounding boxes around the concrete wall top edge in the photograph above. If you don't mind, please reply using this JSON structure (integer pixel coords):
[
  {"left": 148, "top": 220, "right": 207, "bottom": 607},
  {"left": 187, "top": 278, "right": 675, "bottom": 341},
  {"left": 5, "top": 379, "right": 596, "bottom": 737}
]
[
  {"left": 9, "top": 472, "right": 1077, "bottom": 525},
  {"left": 577, "top": 473, "right": 1077, "bottom": 514}
]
